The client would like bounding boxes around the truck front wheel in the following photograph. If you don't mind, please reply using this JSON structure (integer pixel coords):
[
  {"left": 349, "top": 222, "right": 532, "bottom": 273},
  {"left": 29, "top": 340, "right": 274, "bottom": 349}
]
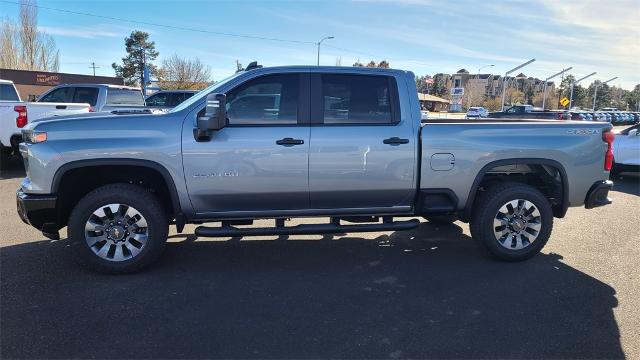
[
  {"left": 67, "top": 183, "right": 169, "bottom": 273},
  {"left": 470, "top": 182, "right": 553, "bottom": 261}
]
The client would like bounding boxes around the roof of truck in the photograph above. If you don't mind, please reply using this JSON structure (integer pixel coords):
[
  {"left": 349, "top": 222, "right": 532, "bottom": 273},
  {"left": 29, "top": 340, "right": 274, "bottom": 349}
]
[
  {"left": 47, "top": 83, "right": 141, "bottom": 90},
  {"left": 0, "top": 79, "right": 14, "bottom": 84}
]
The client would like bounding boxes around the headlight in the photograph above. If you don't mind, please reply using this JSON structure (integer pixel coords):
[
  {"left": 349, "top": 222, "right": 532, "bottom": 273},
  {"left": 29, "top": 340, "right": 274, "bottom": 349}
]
[{"left": 22, "top": 129, "right": 47, "bottom": 144}]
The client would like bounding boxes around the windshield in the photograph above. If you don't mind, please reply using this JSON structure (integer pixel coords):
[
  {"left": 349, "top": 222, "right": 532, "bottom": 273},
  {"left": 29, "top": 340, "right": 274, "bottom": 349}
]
[
  {"left": 170, "top": 73, "right": 242, "bottom": 113},
  {"left": 106, "top": 88, "right": 145, "bottom": 106}
]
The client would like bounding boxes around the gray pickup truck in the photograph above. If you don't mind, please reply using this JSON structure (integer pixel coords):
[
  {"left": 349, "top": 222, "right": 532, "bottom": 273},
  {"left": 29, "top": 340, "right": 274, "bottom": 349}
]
[{"left": 16, "top": 65, "right": 615, "bottom": 273}]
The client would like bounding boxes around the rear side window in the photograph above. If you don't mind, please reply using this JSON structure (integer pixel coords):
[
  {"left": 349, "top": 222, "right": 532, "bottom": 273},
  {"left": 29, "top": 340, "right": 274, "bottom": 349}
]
[
  {"left": 106, "top": 88, "right": 145, "bottom": 105},
  {"left": 321, "top": 74, "right": 396, "bottom": 124},
  {"left": 39, "top": 87, "right": 73, "bottom": 103},
  {"left": 72, "top": 87, "right": 99, "bottom": 106},
  {"left": 0, "top": 84, "right": 20, "bottom": 101}
]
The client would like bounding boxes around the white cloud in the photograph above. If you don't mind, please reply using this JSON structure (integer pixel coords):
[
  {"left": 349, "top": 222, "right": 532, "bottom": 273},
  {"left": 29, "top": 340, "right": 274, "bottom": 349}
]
[{"left": 39, "top": 26, "right": 121, "bottom": 39}]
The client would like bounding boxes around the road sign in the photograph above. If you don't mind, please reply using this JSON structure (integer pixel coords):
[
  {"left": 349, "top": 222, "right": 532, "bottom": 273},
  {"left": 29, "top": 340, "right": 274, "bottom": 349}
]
[
  {"left": 451, "top": 87, "right": 464, "bottom": 96},
  {"left": 560, "top": 97, "right": 570, "bottom": 107}
]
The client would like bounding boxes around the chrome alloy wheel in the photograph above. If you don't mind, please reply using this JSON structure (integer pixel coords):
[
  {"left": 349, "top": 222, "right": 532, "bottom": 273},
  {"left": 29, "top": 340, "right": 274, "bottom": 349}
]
[
  {"left": 84, "top": 203, "right": 149, "bottom": 262},
  {"left": 493, "top": 199, "right": 541, "bottom": 250}
]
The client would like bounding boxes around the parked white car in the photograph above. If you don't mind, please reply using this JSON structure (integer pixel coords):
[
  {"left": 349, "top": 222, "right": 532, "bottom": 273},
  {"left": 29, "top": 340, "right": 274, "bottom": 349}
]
[
  {"left": 1, "top": 79, "right": 90, "bottom": 164},
  {"left": 612, "top": 124, "right": 640, "bottom": 175},
  {"left": 37, "top": 84, "right": 146, "bottom": 113},
  {"left": 466, "top": 106, "right": 489, "bottom": 118}
]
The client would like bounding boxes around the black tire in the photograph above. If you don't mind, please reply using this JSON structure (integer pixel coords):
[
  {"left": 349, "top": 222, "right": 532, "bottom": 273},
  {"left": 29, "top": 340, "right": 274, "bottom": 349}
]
[
  {"left": 423, "top": 214, "right": 457, "bottom": 225},
  {"left": 67, "top": 183, "right": 169, "bottom": 274},
  {"left": 470, "top": 182, "right": 553, "bottom": 261}
]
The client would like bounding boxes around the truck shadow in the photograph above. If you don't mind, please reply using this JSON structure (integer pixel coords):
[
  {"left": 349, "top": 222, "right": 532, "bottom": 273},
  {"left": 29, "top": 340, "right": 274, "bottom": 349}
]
[
  {"left": 0, "top": 154, "right": 25, "bottom": 180},
  {"left": 611, "top": 172, "right": 640, "bottom": 196},
  {"left": 0, "top": 222, "right": 623, "bottom": 359}
]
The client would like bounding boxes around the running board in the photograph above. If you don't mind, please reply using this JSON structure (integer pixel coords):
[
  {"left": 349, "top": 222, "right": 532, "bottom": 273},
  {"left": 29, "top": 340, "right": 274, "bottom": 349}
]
[{"left": 194, "top": 219, "right": 420, "bottom": 237}]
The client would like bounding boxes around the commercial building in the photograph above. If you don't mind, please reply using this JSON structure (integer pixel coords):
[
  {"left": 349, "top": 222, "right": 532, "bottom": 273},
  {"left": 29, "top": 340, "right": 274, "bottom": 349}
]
[{"left": 0, "top": 68, "right": 124, "bottom": 101}]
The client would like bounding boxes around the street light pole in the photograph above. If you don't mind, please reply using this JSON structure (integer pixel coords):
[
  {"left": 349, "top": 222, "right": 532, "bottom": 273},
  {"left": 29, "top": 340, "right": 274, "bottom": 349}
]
[
  {"left": 500, "top": 58, "right": 536, "bottom": 111},
  {"left": 592, "top": 76, "right": 618, "bottom": 111},
  {"left": 316, "top": 36, "right": 334, "bottom": 66},
  {"left": 542, "top": 67, "right": 572, "bottom": 110},
  {"left": 569, "top": 71, "right": 596, "bottom": 109}
]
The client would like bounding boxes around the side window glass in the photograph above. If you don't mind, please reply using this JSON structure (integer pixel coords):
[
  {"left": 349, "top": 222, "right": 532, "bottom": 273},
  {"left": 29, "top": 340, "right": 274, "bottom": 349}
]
[
  {"left": 321, "top": 74, "right": 394, "bottom": 124},
  {"left": 146, "top": 93, "right": 168, "bottom": 106},
  {"left": 72, "top": 87, "right": 99, "bottom": 106},
  {"left": 225, "top": 74, "right": 298, "bottom": 125},
  {"left": 39, "top": 87, "right": 72, "bottom": 103}
]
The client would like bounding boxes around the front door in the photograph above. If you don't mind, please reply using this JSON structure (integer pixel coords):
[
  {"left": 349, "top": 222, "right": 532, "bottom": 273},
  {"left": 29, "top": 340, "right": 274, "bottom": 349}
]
[
  {"left": 182, "top": 73, "right": 310, "bottom": 215},
  {"left": 308, "top": 73, "right": 417, "bottom": 211}
]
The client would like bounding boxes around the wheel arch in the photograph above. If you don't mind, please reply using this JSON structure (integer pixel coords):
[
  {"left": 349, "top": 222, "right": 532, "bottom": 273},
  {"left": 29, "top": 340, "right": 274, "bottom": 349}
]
[
  {"left": 52, "top": 159, "right": 184, "bottom": 230},
  {"left": 462, "top": 158, "right": 569, "bottom": 221}
]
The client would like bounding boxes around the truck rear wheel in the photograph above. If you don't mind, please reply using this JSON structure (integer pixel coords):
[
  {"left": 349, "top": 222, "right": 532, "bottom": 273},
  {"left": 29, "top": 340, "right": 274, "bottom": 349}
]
[
  {"left": 470, "top": 182, "right": 553, "bottom": 261},
  {"left": 67, "top": 183, "right": 169, "bottom": 274}
]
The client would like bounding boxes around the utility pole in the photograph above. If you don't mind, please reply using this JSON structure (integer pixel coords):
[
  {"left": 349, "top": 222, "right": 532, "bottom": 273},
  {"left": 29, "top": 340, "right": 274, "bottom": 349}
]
[
  {"left": 542, "top": 67, "right": 572, "bottom": 110},
  {"left": 569, "top": 72, "right": 596, "bottom": 109},
  {"left": 501, "top": 58, "right": 536, "bottom": 111},
  {"left": 316, "top": 36, "right": 334, "bottom": 66},
  {"left": 592, "top": 76, "right": 617, "bottom": 111},
  {"left": 89, "top": 62, "right": 100, "bottom": 77}
]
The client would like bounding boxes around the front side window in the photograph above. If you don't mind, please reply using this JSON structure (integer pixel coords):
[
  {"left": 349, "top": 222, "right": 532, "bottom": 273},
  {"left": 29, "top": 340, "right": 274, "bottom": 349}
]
[
  {"left": 39, "top": 87, "right": 73, "bottom": 103},
  {"left": 225, "top": 74, "right": 298, "bottom": 125},
  {"left": 72, "top": 87, "right": 99, "bottom": 106},
  {"left": 106, "top": 88, "right": 145, "bottom": 105},
  {"left": 321, "top": 74, "right": 394, "bottom": 124},
  {"left": 146, "top": 92, "right": 169, "bottom": 106}
]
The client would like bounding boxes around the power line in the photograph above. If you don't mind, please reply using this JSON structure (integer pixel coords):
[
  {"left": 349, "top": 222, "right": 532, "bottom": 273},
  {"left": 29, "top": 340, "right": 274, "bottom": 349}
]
[{"left": 1, "top": 0, "right": 315, "bottom": 45}]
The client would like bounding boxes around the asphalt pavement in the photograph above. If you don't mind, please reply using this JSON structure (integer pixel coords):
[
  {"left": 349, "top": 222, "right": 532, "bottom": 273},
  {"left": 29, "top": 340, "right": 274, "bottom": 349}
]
[{"left": 1, "top": 153, "right": 639, "bottom": 359}]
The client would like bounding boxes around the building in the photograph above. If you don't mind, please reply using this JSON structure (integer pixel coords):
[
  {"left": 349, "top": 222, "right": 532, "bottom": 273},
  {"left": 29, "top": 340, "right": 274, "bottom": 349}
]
[
  {"left": 0, "top": 68, "right": 124, "bottom": 101},
  {"left": 418, "top": 93, "right": 450, "bottom": 111}
]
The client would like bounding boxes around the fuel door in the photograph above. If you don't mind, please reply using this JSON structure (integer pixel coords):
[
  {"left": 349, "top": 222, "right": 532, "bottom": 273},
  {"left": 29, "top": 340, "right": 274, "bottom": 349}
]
[{"left": 430, "top": 153, "right": 455, "bottom": 171}]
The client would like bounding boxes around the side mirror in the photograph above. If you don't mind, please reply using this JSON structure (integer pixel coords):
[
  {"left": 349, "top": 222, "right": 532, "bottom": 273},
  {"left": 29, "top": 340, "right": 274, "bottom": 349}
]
[
  {"left": 628, "top": 129, "right": 638, "bottom": 137},
  {"left": 195, "top": 93, "right": 227, "bottom": 141}
]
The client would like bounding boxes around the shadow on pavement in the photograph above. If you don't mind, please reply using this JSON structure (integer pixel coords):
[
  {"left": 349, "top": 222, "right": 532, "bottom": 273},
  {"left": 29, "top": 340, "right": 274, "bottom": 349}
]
[
  {"left": 0, "top": 222, "right": 623, "bottom": 359},
  {"left": 612, "top": 172, "right": 640, "bottom": 196},
  {"left": 0, "top": 155, "right": 25, "bottom": 180}
]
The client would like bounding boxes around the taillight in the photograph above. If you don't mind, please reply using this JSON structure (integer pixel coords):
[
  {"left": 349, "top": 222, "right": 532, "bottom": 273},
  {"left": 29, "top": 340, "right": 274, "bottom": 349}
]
[
  {"left": 602, "top": 129, "right": 615, "bottom": 171},
  {"left": 14, "top": 105, "right": 28, "bottom": 128},
  {"left": 88, "top": 105, "right": 94, "bottom": 112}
]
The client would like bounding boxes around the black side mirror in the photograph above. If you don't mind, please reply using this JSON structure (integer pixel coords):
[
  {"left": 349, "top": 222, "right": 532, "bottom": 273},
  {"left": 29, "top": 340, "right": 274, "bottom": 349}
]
[{"left": 195, "top": 93, "right": 227, "bottom": 141}]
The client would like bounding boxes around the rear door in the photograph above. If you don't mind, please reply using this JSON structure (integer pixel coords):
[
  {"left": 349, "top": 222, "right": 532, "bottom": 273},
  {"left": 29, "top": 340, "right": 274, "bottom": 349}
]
[
  {"left": 308, "top": 72, "right": 417, "bottom": 211},
  {"left": 182, "top": 72, "right": 311, "bottom": 215}
]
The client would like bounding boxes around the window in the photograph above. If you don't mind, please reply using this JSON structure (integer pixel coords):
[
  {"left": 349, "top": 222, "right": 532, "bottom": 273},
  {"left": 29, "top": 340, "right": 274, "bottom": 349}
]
[
  {"left": 0, "top": 84, "right": 20, "bottom": 101},
  {"left": 39, "top": 87, "right": 73, "bottom": 103},
  {"left": 146, "top": 92, "right": 170, "bottom": 106},
  {"left": 225, "top": 74, "right": 298, "bottom": 125},
  {"left": 321, "top": 74, "right": 395, "bottom": 124},
  {"left": 72, "top": 87, "right": 99, "bottom": 106},
  {"left": 106, "top": 88, "right": 145, "bottom": 105}
]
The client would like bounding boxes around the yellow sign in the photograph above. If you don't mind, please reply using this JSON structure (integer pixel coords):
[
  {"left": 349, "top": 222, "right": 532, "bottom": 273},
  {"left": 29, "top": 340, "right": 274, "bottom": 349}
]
[{"left": 560, "top": 97, "right": 570, "bottom": 107}]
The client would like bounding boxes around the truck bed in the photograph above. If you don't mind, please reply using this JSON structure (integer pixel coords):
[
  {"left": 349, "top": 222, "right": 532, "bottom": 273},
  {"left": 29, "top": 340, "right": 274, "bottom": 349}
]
[{"left": 419, "top": 120, "right": 611, "bottom": 210}]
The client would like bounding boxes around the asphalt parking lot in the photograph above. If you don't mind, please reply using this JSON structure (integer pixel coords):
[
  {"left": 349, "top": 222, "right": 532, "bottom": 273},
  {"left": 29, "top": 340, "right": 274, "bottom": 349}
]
[{"left": 1, "top": 152, "right": 639, "bottom": 359}]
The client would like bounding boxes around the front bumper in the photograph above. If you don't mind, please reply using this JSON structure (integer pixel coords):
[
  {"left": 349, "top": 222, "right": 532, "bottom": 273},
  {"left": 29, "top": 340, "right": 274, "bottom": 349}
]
[
  {"left": 584, "top": 180, "right": 614, "bottom": 209},
  {"left": 16, "top": 189, "right": 59, "bottom": 236}
]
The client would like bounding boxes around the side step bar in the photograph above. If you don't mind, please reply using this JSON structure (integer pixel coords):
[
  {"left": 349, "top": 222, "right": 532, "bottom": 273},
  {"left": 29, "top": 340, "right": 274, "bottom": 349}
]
[{"left": 195, "top": 219, "right": 420, "bottom": 238}]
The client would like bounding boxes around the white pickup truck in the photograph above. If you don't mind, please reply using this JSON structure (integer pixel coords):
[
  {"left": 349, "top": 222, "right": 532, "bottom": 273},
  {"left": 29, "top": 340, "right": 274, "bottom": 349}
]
[{"left": 1, "top": 79, "right": 90, "bottom": 164}]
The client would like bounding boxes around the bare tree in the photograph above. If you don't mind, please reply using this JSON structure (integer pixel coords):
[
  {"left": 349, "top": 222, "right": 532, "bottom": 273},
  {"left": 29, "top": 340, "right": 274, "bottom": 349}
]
[
  {"left": 0, "top": 20, "right": 19, "bottom": 69},
  {"left": 463, "top": 79, "right": 485, "bottom": 108},
  {"left": 157, "top": 54, "right": 211, "bottom": 90},
  {"left": 0, "top": 0, "right": 59, "bottom": 71}
]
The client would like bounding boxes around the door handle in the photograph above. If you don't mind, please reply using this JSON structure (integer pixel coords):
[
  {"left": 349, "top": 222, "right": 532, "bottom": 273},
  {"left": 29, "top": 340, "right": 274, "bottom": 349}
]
[
  {"left": 55, "top": 105, "right": 67, "bottom": 109},
  {"left": 383, "top": 137, "right": 409, "bottom": 145},
  {"left": 276, "top": 138, "right": 305, "bottom": 146}
]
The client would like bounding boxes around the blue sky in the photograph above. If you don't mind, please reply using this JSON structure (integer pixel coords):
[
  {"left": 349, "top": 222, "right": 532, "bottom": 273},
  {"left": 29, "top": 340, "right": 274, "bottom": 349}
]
[{"left": 2, "top": 0, "right": 638, "bottom": 89}]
